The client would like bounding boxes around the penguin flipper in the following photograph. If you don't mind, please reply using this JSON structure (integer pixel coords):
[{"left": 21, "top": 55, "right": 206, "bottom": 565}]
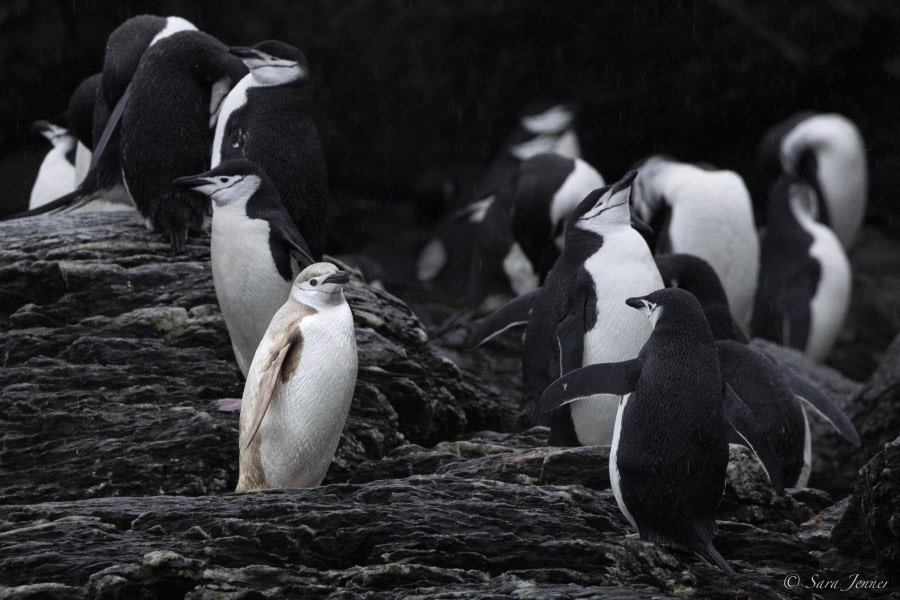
[
  {"left": 556, "top": 269, "right": 594, "bottom": 375},
  {"left": 465, "top": 289, "right": 540, "bottom": 349},
  {"left": 541, "top": 359, "right": 642, "bottom": 413},
  {"left": 91, "top": 81, "right": 131, "bottom": 169},
  {"left": 692, "top": 540, "right": 735, "bottom": 576},
  {"left": 242, "top": 336, "right": 296, "bottom": 451},
  {"left": 778, "top": 366, "right": 861, "bottom": 446},
  {"left": 722, "top": 383, "right": 785, "bottom": 495}
]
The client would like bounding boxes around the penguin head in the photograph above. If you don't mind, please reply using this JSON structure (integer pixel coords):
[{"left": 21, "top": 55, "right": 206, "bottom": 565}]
[
  {"left": 520, "top": 101, "right": 576, "bottom": 135},
  {"left": 230, "top": 40, "right": 309, "bottom": 86},
  {"left": 291, "top": 262, "right": 351, "bottom": 308},
  {"left": 31, "top": 120, "right": 73, "bottom": 147},
  {"left": 626, "top": 288, "right": 712, "bottom": 339},
  {"left": 571, "top": 170, "right": 636, "bottom": 233},
  {"left": 173, "top": 159, "right": 267, "bottom": 210},
  {"left": 628, "top": 155, "right": 673, "bottom": 223}
]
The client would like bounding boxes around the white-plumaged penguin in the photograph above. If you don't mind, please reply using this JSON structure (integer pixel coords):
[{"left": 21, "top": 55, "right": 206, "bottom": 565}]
[
  {"left": 28, "top": 121, "right": 76, "bottom": 210},
  {"left": 752, "top": 175, "right": 851, "bottom": 362},
  {"left": 657, "top": 253, "right": 860, "bottom": 488},
  {"left": 174, "top": 159, "right": 314, "bottom": 378},
  {"left": 466, "top": 172, "right": 662, "bottom": 446},
  {"left": 541, "top": 288, "right": 785, "bottom": 574},
  {"left": 758, "top": 112, "right": 867, "bottom": 249},
  {"left": 120, "top": 30, "right": 247, "bottom": 253},
  {"left": 630, "top": 155, "right": 759, "bottom": 335},
  {"left": 212, "top": 40, "right": 329, "bottom": 259},
  {"left": 236, "top": 262, "right": 357, "bottom": 491}
]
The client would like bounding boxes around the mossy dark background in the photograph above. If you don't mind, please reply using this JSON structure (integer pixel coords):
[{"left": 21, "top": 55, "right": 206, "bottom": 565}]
[{"left": 1, "top": 0, "right": 898, "bottom": 234}]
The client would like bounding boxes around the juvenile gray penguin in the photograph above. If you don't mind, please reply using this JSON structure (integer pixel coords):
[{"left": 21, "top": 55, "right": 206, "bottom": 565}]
[
  {"left": 236, "top": 262, "right": 357, "bottom": 491},
  {"left": 174, "top": 159, "right": 314, "bottom": 378}
]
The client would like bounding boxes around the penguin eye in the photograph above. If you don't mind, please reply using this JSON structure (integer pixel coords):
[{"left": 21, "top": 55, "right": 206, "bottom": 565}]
[
  {"left": 310, "top": 279, "right": 318, "bottom": 287},
  {"left": 219, "top": 177, "right": 228, "bottom": 183}
]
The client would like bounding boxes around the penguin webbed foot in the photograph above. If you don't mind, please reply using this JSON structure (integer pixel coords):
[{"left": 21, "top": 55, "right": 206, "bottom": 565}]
[{"left": 215, "top": 398, "right": 243, "bottom": 412}]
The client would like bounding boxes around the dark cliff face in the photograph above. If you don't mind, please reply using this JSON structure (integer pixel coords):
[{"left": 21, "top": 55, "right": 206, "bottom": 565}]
[
  {"left": 2, "top": 0, "right": 900, "bottom": 233},
  {"left": 0, "top": 212, "right": 898, "bottom": 598}
]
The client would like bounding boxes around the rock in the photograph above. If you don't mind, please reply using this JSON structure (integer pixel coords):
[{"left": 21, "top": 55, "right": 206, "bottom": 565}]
[
  {"left": 832, "top": 436, "right": 900, "bottom": 569},
  {"left": 0, "top": 213, "right": 513, "bottom": 502}
]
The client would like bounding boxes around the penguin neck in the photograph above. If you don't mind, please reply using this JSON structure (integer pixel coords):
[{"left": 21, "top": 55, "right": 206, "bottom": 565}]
[{"left": 291, "top": 288, "right": 346, "bottom": 313}]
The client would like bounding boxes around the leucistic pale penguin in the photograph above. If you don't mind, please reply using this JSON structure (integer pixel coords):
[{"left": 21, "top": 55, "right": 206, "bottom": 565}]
[
  {"left": 630, "top": 155, "right": 759, "bottom": 335},
  {"left": 657, "top": 253, "right": 859, "bottom": 488},
  {"left": 466, "top": 172, "right": 662, "bottom": 446},
  {"left": 752, "top": 175, "right": 851, "bottom": 362},
  {"left": 120, "top": 30, "right": 247, "bottom": 253},
  {"left": 542, "top": 288, "right": 785, "bottom": 575},
  {"left": 236, "top": 262, "right": 357, "bottom": 491},
  {"left": 759, "top": 112, "right": 867, "bottom": 249},
  {"left": 7, "top": 16, "right": 198, "bottom": 219},
  {"left": 28, "top": 121, "right": 76, "bottom": 210},
  {"left": 174, "top": 159, "right": 315, "bottom": 378},
  {"left": 212, "top": 40, "right": 329, "bottom": 259},
  {"left": 458, "top": 153, "right": 606, "bottom": 310}
]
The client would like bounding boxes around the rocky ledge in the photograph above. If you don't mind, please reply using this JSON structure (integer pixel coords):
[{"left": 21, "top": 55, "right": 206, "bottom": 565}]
[{"left": 0, "top": 212, "right": 898, "bottom": 599}]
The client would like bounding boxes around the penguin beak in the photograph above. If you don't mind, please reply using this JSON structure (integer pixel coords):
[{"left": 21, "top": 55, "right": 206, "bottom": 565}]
[
  {"left": 173, "top": 174, "right": 216, "bottom": 191},
  {"left": 229, "top": 46, "right": 262, "bottom": 60},
  {"left": 31, "top": 120, "right": 51, "bottom": 134},
  {"left": 322, "top": 271, "right": 350, "bottom": 286},
  {"left": 611, "top": 170, "right": 638, "bottom": 196},
  {"left": 625, "top": 297, "right": 646, "bottom": 310}
]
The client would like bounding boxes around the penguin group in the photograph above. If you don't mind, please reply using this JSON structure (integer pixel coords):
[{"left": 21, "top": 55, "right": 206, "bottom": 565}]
[{"left": 15, "top": 13, "right": 870, "bottom": 578}]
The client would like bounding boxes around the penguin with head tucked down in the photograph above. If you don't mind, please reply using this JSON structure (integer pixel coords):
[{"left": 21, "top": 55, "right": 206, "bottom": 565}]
[
  {"left": 542, "top": 287, "right": 785, "bottom": 574},
  {"left": 213, "top": 40, "right": 329, "bottom": 259},
  {"left": 752, "top": 174, "right": 851, "bottom": 362},
  {"left": 174, "top": 158, "right": 314, "bottom": 379},
  {"left": 467, "top": 172, "right": 662, "bottom": 446},
  {"left": 629, "top": 155, "right": 759, "bottom": 335},
  {"left": 657, "top": 252, "right": 859, "bottom": 488},
  {"left": 120, "top": 30, "right": 247, "bottom": 253},
  {"left": 758, "top": 112, "right": 867, "bottom": 249},
  {"left": 236, "top": 262, "right": 357, "bottom": 491},
  {"left": 28, "top": 120, "right": 76, "bottom": 210}
]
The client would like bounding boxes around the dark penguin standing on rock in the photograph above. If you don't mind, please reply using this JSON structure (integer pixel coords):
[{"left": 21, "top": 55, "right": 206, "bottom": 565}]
[
  {"left": 467, "top": 172, "right": 662, "bottom": 446},
  {"left": 6, "top": 15, "right": 198, "bottom": 218},
  {"left": 120, "top": 30, "right": 247, "bottom": 253},
  {"left": 174, "top": 159, "right": 314, "bottom": 383},
  {"left": 212, "top": 40, "right": 329, "bottom": 259},
  {"left": 758, "top": 112, "right": 867, "bottom": 249},
  {"left": 657, "top": 253, "right": 860, "bottom": 488},
  {"left": 752, "top": 175, "right": 851, "bottom": 361},
  {"left": 67, "top": 73, "right": 102, "bottom": 185},
  {"left": 542, "top": 288, "right": 785, "bottom": 574}
]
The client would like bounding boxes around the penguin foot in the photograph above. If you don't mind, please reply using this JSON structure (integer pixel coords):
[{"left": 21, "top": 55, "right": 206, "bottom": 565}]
[{"left": 216, "top": 397, "right": 243, "bottom": 412}]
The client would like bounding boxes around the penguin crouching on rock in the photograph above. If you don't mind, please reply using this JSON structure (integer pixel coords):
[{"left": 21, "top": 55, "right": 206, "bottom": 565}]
[
  {"left": 174, "top": 159, "right": 315, "bottom": 380},
  {"left": 121, "top": 30, "right": 247, "bottom": 253},
  {"left": 236, "top": 262, "right": 357, "bottom": 491},
  {"left": 542, "top": 288, "right": 785, "bottom": 575},
  {"left": 213, "top": 40, "right": 329, "bottom": 259}
]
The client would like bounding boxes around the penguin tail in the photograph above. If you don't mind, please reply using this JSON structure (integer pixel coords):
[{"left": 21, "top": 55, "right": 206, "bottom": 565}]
[{"left": 693, "top": 540, "right": 735, "bottom": 576}]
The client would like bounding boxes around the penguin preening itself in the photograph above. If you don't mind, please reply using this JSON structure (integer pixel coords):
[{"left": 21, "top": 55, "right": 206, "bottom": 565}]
[
  {"left": 174, "top": 159, "right": 315, "bottom": 379},
  {"left": 630, "top": 155, "right": 760, "bottom": 335},
  {"left": 752, "top": 175, "right": 851, "bottom": 362},
  {"left": 212, "top": 40, "right": 329, "bottom": 259},
  {"left": 657, "top": 253, "right": 860, "bottom": 488},
  {"left": 120, "top": 30, "right": 247, "bottom": 253},
  {"left": 758, "top": 112, "right": 867, "bottom": 249},
  {"left": 541, "top": 288, "right": 785, "bottom": 575},
  {"left": 466, "top": 171, "right": 662, "bottom": 446},
  {"left": 236, "top": 263, "right": 357, "bottom": 491},
  {"left": 28, "top": 120, "right": 76, "bottom": 210}
]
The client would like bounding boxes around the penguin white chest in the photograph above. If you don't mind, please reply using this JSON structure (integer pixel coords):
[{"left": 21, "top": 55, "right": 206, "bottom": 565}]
[
  {"left": 258, "top": 305, "right": 358, "bottom": 488},
  {"left": 610, "top": 393, "right": 638, "bottom": 530},
  {"left": 803, "top": 220, "right": 851, "bottom": 361},
  {"left": 211, "top": 75, "right": 252, "bottom": 167},
  {"left": 30, "top": 146, "right": 76, "bottom": 209},
  {"left": 211, "top": 212, "right": 292, "bottom": 375},
  {"left": 573, "top": 229, "right": 660, "bottom": 446}
]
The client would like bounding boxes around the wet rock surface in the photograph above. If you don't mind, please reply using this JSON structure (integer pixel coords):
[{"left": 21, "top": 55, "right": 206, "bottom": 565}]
[{"left": 0, "top": 213, "right": 897, "bottom": 598}]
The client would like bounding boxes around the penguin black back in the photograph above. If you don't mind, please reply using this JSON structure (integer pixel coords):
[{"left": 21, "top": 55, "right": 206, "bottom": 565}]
[
  {"left": 68, "top": 74, "right": 101, "bottom": 151},
  {"left": 121, "top": 30, "right": 247, "bottom": 253},
  {"left": 219, "top": 40, "right": 329, "bottom": 259}
]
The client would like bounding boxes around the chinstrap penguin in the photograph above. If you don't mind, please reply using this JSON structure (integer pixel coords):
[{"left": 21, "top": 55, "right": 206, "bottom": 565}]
[
  {"left": 174, "top": 159, "right": 315, "bottom": 380},
  {"left": 541, "top": 287, "right": 785, "bottom": 574},
  {"left": 236, "top": 262, "right": 357, "bottom": 491},
  {"left": 28, "top": 120, "right": 76, "bottom": 210},
  {"left": 213, "top": 40, "right": 329, "bottom": 259}
]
